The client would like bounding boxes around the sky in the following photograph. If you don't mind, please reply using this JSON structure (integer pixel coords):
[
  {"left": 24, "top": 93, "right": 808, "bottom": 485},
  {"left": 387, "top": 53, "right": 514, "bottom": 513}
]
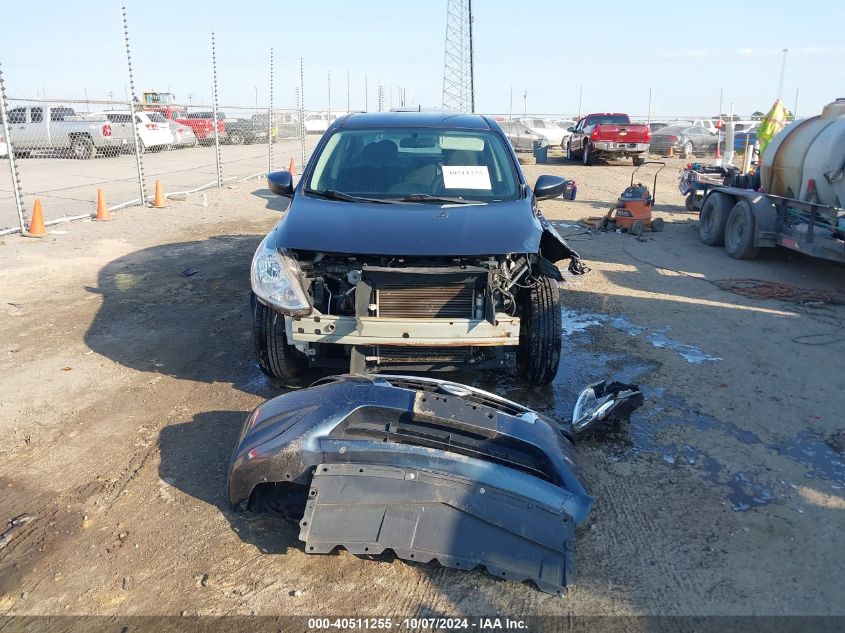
[{"left": 2, "top": 0, "right": 844, "bottom": 119}]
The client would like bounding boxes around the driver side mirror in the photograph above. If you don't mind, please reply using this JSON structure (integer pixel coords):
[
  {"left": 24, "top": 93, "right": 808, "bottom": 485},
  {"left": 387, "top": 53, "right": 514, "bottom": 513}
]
[
  {"left": 533, "top": 175, "right": 567, "bottom": 200},
  {"left": 267, "top": 170, "right": 294, "bottom": 197},
  {"left": 567, "top": 126, "right": 575, "bottom": 132}
]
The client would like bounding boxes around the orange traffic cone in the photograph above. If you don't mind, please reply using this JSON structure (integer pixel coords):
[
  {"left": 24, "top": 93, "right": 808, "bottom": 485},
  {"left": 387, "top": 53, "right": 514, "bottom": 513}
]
[
  {"left": 668, "top": 146, "right": 674, "bottom": 158},
  {"left": 288, "top": 157, "right": 296, "bottom": 177},
  {"left": 94, "top": 189, "right": 111, "bottom": 221},
  {"left": 25, "top": 199, "right": 46, "bottom": 238},
  {"left": 153, "top": 180, "right": 166, "bottom": 208}
]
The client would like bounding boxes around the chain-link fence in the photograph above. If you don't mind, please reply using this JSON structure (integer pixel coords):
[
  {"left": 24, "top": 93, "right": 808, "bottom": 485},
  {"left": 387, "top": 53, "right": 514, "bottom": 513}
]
[{"left": 0, "top": 6, "right": 373, "bottom": 236}]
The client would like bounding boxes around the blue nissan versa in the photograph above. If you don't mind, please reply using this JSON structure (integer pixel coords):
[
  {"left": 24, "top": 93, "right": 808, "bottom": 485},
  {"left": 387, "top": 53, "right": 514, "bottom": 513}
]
[{"left": 250, "top": 111, "right": 586, "bottom": 384}]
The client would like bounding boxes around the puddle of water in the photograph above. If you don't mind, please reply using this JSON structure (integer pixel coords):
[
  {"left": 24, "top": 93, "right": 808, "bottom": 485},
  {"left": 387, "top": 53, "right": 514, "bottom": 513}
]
[
  {"left": 727, "top": 471, "right": 776, "bottom": 512},
  {"left": 770, "top": 429, "right": 845, "bottom": 485},
  {"left": 648, "top": 329, "right": 722, "bottom": 364},
  {"left": 561, "top": 308, "right": 720, "bottom": 364}
]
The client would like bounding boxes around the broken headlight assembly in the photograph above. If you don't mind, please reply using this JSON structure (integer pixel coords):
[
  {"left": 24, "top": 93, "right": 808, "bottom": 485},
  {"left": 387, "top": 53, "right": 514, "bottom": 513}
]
[
  {"left": 250, "top": 233, "right": 311, "bottom": 316},
  {"left": 571, "top": 380, "right": 644, "bottom": 434}
]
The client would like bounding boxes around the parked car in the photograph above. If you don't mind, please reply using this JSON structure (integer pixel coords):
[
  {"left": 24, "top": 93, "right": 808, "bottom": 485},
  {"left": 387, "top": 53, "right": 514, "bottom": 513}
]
[
  {"left": 304, "top": 113, "right": 337, "bottom": 134},
  {"left": 101, "top": 110, "right": 174, "bottom": 153},
  {"left": 224, "top": 117, "right": 269, "bottom": 145},
  {"left": 649, "top": 123, "right": 719, "bottom": 157},
  {"left": 3, "top": 105, "right": 130, "bottom": 159},
  {"left": 498, "top": 120, "right": 548, "bottom": 152},
  {"left": 649, "top": 121, "right": 669, "bottom": 132},
  {"left": 178, "top": 111, "right": 227, "bottom": 142},
  {"left": 516, "top": 117, "right": 566, "bottom": 146},
  {"left": 167, "top": 120, "right": 198, "bottom": 148},
  {"left": 250, "top": 111, "right": 587, "bottom": 384},
  {"left": 565, "top": 113, "right": 651, "bottom": 165}
]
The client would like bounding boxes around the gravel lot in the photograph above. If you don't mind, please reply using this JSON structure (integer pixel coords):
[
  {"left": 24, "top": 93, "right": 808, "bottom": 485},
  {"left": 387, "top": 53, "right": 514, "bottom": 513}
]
[{"left": 1, "top": 155, "right": 843, "bottom": 621}]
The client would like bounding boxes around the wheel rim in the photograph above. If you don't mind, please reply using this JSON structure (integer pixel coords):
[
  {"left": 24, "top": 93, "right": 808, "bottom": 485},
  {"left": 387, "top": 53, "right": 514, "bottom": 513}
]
[
  {"left": 232, "top": 133, "right": 243, "bottom": 145},
  {"left": 684, "top": 143, "right": 693, "bottom": 155},
  {"left": 72, "top": 142, "right": 84, "bottom": 158}
]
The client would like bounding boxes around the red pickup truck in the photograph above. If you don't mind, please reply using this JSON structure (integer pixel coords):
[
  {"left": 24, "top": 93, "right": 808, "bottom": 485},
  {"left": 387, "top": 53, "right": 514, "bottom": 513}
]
[
  {"left": 565, "top": 113, "right": 651, "bottom": 166},
  {"left": 145, "top": 106, "right": 226, "bottom": 142}
]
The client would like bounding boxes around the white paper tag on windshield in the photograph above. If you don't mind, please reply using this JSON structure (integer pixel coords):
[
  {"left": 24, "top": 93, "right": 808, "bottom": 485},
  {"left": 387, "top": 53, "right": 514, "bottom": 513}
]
[{"left": 442, "top": 165, "right": 492, "bottom": 190}]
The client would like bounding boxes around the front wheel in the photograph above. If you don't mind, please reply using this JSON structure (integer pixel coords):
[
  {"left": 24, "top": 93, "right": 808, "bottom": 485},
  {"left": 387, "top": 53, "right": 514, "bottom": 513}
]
[
  {"left": 251, "top": 293, "right": 308, "bottom": 382},
  {"left": 683, "top": 141, "right": 694, "bottom": 157},
  {"left": 229, "top": 132, "right": 245, "bottom": 145},
  {"left": 516, "top": 277, "right": 562, "bottom": 384},
  {"left": 699, "top": 193, "right": 730, "bottom": 246},
  {"left": 566, "top": 141, "right": 574, "bottom": 161}
]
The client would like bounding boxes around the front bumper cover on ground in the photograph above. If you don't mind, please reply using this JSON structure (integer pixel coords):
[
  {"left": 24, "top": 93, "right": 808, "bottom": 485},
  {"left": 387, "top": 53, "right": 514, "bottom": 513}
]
[{"left": 227, "top": 374, "right": 642, "bottom": 594}]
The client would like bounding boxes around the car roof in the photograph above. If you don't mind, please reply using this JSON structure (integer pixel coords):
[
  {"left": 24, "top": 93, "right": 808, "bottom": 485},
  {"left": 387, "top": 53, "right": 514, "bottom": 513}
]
[{"left": 337, "top": 111, "right": 493, "bottom": 130}]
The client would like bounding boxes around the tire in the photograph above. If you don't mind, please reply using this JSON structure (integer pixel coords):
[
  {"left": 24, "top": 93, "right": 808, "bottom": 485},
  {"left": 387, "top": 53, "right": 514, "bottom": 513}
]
[
  {"left": 633, "top": 154, "right": 646, "bottom": 166},
  {"left": 566, "top": 141, "right": 573, "bottom": 161},
  {"left": 70, "top": 136, "right": 95, "bottom": 160},
  {"left": 629, "top": 220, "right": 644, "bottom": 236},
  {"left": 651, "top": 217, "right": 665, "bottom": 232},
  {"left": 251, "top": 293, "right": 308, "bottom": 382},
  {"left": 516, "top": 277, "right": 562, "bottom": 384},
  {"left": 724, "top": 200, "right": 760, "bottom": 259},
  {"left": 229, "top": 132, "right": 245, "bottom": 145},
  {"left": 683, "top": 141, "right": 693, "bottom": 157},
  {"left": 685, "top": 194, "right": 695, "bottom": 212},
  {"left": 699, "top": 193, "right": 730, "bottom": 246},
  {"left": 582, "top": 143, "right": 593, "bottom": 165},
  {"left": 131, "top": 139, "right": 146, "bottom": 155}
]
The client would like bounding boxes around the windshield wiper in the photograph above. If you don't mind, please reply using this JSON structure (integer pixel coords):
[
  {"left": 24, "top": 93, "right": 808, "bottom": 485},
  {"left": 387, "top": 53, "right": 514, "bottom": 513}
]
[
  {"left": 304, "top": 189, "right": 396, "bottom": 204},
  {"left": 395, "top": 194, "right": 481, "bottom": 205}
]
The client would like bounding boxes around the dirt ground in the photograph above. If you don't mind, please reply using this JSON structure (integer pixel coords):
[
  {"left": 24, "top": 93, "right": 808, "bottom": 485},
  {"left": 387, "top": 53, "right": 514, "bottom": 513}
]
[{"left": 1, "top": 155, "right": 844, "bottom": 623}]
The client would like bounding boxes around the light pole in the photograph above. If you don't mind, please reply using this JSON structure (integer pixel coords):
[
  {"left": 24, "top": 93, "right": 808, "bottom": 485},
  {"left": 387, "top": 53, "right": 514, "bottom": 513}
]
[{"left": 777, "top": 48, "right": 788, "bottom": 101}]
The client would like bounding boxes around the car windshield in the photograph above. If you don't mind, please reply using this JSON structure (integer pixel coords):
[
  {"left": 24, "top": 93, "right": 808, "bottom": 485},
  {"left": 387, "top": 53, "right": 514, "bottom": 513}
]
[
  {"left": 588, "top": 114, "right": 630, "bottom": 125},
  {"left": 307, "top": 126, "right": 519, "bottom": 202}
]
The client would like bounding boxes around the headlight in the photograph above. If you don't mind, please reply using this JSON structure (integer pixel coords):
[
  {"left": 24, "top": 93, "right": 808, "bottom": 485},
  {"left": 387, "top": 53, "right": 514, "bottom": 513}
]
[{"left": 250, "top": 233, "right": 311, "bottom": 315}]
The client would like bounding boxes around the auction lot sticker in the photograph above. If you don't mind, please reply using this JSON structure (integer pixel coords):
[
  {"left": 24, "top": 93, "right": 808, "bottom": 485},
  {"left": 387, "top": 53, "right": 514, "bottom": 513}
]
[{"left": 442, "top": 165, "right": 492, "bottom": 189}]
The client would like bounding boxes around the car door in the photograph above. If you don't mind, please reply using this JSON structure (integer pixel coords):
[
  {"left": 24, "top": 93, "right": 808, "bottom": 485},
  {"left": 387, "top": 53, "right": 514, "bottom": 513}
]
[
  {"left": 26, "top": 107, "right": 53, "bottom": 149},
  {"left": 570, "top": 118, "right": 584, "bottom": 152}
]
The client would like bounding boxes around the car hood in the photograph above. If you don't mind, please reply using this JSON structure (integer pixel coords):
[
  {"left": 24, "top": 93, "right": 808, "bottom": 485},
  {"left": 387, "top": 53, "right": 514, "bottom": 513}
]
[{"left": 274, "top": 195, "right": 543, "bottom": 256}]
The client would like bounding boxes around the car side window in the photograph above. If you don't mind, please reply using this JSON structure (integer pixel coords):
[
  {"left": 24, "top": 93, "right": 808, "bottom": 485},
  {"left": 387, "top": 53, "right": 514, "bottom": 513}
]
[
  {"left": 30, "top": 108, "right": 43, "bottom": 123},
  {"left": 9, "top": 108, "right": 26, "bottom": 124}
]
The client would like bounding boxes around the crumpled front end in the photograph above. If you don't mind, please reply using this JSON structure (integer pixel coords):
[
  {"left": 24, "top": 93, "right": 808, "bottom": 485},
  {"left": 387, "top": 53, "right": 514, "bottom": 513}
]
[{"left": 227, "top": 374, "right": 641, "bottom": 594}]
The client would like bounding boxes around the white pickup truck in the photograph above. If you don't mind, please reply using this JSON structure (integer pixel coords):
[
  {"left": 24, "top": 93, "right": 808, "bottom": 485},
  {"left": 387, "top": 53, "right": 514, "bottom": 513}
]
[{"left": 3, "top": 105, "right": 132, "bottom": 159}]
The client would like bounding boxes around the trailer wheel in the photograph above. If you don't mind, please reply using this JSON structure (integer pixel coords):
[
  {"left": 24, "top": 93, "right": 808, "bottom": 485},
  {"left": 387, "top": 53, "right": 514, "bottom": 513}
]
[
  {"left": 251, "top": 292, "right": 308, "bottom": 383},
  {"left": 724, "top": 200, "right": 760, "bottom": 260},
  {"left": 516, "top": 277, "right": 561, "bottom": 385},
  {"left": 699, "top": 193, "right": 730, "bottom": 246}
]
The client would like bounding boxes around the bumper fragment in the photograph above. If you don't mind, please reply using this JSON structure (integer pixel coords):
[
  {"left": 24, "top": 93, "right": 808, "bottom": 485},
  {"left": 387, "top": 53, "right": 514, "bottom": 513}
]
[{"left": 227, "top": 374, "right": 643, "bottom": 594}]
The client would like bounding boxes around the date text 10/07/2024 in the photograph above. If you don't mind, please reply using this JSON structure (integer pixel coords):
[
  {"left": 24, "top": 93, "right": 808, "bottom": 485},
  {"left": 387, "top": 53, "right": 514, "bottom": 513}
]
[{"left": 307, "top": 617, "right": 528, "bottom": 630}]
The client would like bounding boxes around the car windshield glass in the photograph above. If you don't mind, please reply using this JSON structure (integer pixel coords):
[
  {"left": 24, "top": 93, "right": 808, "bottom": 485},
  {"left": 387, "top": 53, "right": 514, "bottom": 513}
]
[
  {"left": 588, "top": 115, "right": 630, "bottom": 125},
  {"left": 307, "top": 126, "right": 519, "bottom": 202}
]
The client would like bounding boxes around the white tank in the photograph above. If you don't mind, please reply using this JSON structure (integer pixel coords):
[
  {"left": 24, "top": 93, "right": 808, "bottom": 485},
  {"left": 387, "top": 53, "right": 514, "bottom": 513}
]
[{"left": 762, "top": 99, "right": 845, "bottom": 210}]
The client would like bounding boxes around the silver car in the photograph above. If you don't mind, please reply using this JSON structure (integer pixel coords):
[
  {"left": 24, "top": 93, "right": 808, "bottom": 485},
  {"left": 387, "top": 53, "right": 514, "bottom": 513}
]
[
  {"left": 498, "top": 120, "right": 548, "bottom": 152},
  {"left": 167, "top": 120, "right": 198, "bottom": 148}
]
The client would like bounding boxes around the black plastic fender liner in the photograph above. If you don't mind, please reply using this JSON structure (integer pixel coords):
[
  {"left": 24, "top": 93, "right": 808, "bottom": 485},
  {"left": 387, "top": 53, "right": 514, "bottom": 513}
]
[{"left": 300, "top": 463, "right": 576, "bottom": 595}]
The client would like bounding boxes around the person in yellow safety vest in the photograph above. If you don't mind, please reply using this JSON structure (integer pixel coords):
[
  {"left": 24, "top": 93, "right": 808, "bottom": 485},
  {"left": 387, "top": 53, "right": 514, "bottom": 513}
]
[{"left": 757, "top": 99, "right": 789, "bottom": 157}]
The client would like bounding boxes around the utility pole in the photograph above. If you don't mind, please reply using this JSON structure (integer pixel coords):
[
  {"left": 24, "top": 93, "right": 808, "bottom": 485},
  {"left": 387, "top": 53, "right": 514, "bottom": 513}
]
[
  {"left": 523, "top": 90, "right": 527, "bottom": 118},
  {"left": 577, "top": 85, "right": 582, "bottom": 119},
  {"left": 777, "top": 48, "right": 788, "bottom": 101},
  {"left": 793, "top": 87, "right": 799, "bottom": 119},
  {"left": 647, "top": 87, "right": 652, "bottom": 125}
]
